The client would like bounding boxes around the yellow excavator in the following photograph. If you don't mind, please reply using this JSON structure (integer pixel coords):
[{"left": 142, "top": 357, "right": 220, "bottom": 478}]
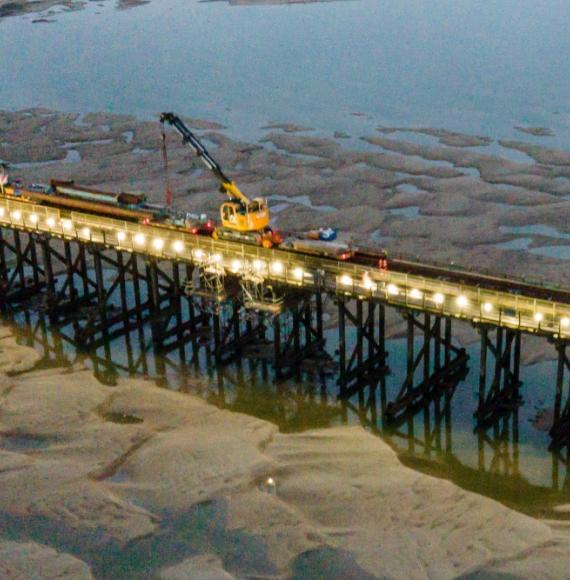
[{"left": 160, "top": 112, "right": 281, "bottom": 248}]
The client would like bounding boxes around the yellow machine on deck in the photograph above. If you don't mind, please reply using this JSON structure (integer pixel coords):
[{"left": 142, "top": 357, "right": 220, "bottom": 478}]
[{"left": 160, "top": 113, "right": 280, "bottom": 248}]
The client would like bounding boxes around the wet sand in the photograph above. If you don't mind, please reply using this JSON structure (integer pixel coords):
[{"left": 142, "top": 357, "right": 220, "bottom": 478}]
[{"left": 1, "top": 326, "right": 570, "bottom": 578}]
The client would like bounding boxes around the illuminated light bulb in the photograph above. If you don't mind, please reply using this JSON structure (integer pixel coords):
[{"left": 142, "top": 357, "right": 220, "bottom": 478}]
[
  {"left": 340, "top": 274, "right": 353, "bottom": 286},
  {"left": 483, "top": 302, "right": 493, "bottom": 313},
  {"left": 292, "top": 267, "right": 304, "bottom": 280},
  {"left": 81, "top": 227, "right": 90, "bottom": 238},
  {"left": 11, "top": 210, "right": 21, "bottom": 220},
  {"left": 152, "top": 238, "right": 164, "bottom": 250},
  {"left": 433, "top": 292, "right": 444, "bottom": 304},
  {"left": 193, "top": 249, "right": 205, "bottom": 260},
  {"left": 456, "top": 295, "right": 468, "bottom": 308},
  {"left": 46, "top": 217, "right": 55, "bottom": 228},
  {"left": 231, "top": 259, "right": 242, "bottom": 272},
  {"left": 28, "top": 213, "right": 38, "bottom": 224},
  {"left": 387, "top": 283, "right": 399, "bottom": 295},
  {"left": 561, "top": 317, "right": 570, "bottom": 328},
  {"left": 62, "top": 219, "right": 72, "bottom": 230},
  {"left": 0, "top": 207, "right": 5, "bottom": 217},
  {"left": 534, "top": 312, "right": 543, "bottom": 323},
  {"left": 172, "top": 240, "right": 184, "bottom": 253},
  {"left": 409, "top": 288, "right": 422, "bottom": 299},
  {"left": 134, "top": 233, "right": 145, "bottom": 246},
  {"left": 363, "top": 275, "right": 377, "bottom": 291},
  {"left": 253, "top": 259, "right": 265, "bottom": 271},
  {"left": 212, "top": 253, "right": 222, "bottom": 263},
  {"left": 117, "top": 231, "right": 126, "bottom": 242},
  {"left": 270, "top": 261, "right": 284, "bottom": 275}
]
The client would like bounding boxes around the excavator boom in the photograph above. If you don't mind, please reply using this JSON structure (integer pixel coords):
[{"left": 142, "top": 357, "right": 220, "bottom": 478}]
[{"left": 159, "top": 112, "right": 250, "bottom": 206}]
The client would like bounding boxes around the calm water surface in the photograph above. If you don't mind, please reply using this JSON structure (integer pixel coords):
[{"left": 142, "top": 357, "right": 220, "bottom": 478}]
[{"left": 1, "top": 0, "right": 570, "bottom": 144}]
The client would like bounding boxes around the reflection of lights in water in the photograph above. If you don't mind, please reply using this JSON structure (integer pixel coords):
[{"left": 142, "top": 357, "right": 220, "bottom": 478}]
[{"left": 265, "top": 477, "right": 276, "bottom": 495}]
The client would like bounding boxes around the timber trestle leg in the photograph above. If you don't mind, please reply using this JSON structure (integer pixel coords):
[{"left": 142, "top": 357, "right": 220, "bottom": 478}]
[
  {"left": 337, "top": 297, "right": 388, "bottom": 395},
  {"left": 474, "top": 325, "right": 522, "bottom": 429},
  {"left": 550, "top": 340, "right": 570, "bottom": 451},
  {"left": 386, "top": 311, "right": 467, "bottom": 425},
  {"left": 272, "top": 291, "right": 326, "bottom": 379}
]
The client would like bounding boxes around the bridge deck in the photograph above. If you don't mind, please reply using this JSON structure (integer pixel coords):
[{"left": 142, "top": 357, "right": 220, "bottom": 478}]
[{"left": 1, "top": 196, "right": 569, "bottom": 339}]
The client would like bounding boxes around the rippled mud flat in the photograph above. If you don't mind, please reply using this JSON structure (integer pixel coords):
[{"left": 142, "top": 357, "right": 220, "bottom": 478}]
[
  {"left": 3, "top": 107, "right": 570, "bottom": 291},
  {"left": 1, "top": 326, "right": 570, "bottom": 578}
]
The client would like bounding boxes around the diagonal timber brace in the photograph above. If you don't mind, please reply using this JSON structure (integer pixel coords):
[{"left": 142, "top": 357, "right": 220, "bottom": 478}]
[
  {"left": 386, "top": 311, "right": 467, "bottom": 424},
  {"left": 474, "top": 325, "right": 522, "bottom": 428},
  {"left": 338, "top": 297, "right": 388, "bottom": 394}
]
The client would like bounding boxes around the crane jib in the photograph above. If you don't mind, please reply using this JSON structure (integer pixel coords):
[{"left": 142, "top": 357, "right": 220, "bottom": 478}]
[{"left": 160, "top": 112, "right": 242, "bottom": 189}]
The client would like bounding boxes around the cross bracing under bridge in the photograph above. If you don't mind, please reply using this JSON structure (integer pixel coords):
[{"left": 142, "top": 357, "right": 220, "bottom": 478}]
[{"left": 3, "top": 196, "right": 570, "bottom": 449}]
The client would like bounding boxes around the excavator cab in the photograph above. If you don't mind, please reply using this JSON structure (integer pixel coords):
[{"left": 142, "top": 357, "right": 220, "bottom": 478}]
[{"left": 220, "top": 198, "right": 270, "bottom": 232}]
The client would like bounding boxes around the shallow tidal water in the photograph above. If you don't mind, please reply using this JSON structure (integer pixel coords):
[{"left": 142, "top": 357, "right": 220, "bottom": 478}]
[
  {"left": 7, "top": 300, "right": 570, "bottom": 522},
  {"left": 2, "top": 0, "right": 570, "bottom": 145}
]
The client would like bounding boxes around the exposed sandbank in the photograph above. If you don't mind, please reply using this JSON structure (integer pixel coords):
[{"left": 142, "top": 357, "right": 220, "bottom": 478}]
[{"left": 0, "top": 327, "right": 569, "bottom": 578}]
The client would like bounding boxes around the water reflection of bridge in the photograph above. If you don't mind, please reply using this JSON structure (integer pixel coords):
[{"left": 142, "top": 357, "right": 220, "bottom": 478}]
[
  {"left": 10, "top": 310, "right": 570, "bottom": 511},
  {"left": 344, "top": 371, "right": 570, "bottom": 511}
]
